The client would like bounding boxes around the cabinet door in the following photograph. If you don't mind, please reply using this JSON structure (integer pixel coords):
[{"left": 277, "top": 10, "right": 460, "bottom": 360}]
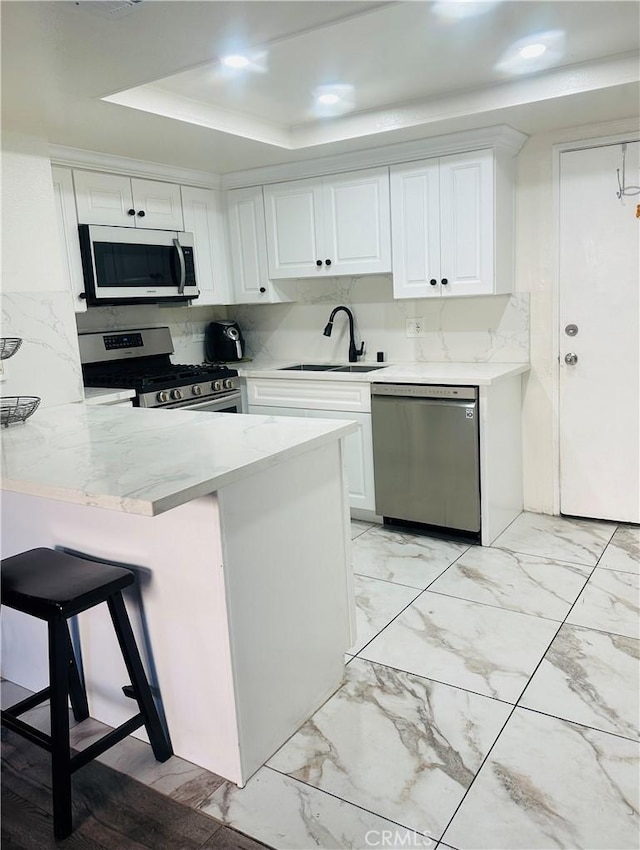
[
  {"left": 131, "top": 178, "right": 184, "bottom": 230},
  {"left": 390, "top": 159, "right": 441, "bottom": 298},
  {"left": 227, "top": 187, "right": 273, "bottom": 303},
  {"left": 181, "top": 186, "right": 232, "bottom": 305},
  {"left": 439, "top": 149, "right": 494, "bottom": 297},
  {"left": 323, "top": 168, "right": 391, "bottom": 276},
  {"left": 51, "top": 166, "right": 86, "bottom": 312},
  {"left": 73, "top": 171, "right": 183, "bottom": 230},
  {"left": 247, "top": 403, "right": 375, "bottom": 511},
  {"left": 73, "top": 170, "right": 135, "bottom": 226},
  {"left": 306, "top": 408, "right": 375, "bottom": 511},
  {"left": 263, "top": 178, "right": 324, "bottom": 278}
]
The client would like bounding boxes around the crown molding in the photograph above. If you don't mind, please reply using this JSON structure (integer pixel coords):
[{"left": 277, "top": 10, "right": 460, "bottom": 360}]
[
  {"left": 220, "top": 125, "right": 528, "bottom": 189},
  {"left": 48, "top": 144, "right": 221, "bottom": 189}
]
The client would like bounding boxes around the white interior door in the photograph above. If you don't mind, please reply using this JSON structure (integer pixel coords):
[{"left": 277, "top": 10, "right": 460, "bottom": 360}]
[{"left": 559, "top": 141, "right": 640, "bottom": 523}]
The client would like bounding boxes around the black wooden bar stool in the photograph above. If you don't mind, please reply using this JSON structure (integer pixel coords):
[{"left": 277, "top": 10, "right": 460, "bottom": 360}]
[{"left": 0, "top": 547, "right": 173, "bottom": 839}]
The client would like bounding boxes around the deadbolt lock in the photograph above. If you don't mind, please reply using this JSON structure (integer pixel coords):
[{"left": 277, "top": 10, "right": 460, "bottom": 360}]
[{"left": 565, "top": 324, "right": 578, "bottom": 337}]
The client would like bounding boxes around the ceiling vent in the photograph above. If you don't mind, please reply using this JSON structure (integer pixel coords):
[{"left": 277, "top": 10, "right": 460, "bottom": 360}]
[{"left": 75, "top": 0, "right": 144, "bottom": 20}]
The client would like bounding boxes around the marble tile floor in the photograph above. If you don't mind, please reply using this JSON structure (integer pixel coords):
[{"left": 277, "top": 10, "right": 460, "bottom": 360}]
[{"left": 3, "top": 512, "right": 639, "bottom": 849}]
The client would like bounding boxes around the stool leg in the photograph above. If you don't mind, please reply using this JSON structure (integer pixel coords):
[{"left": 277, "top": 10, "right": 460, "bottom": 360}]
[
  {"left": 49, "top": 616, "right": 73, "bottom": 839},
  {"left": 66, "top": 624, "right": 89, "bottom": 722},
  {"left": 106, "top": 592, "right": 172, "bottom": 763}
]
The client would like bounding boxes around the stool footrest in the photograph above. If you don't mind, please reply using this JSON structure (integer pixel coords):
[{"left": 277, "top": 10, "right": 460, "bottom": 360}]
[
  {"left": 5, "top": 687, "right": 52, "bottom": 717},
  {"left": 69, "top": 714, "right": 144, "bottom": 773},
  {"left": 1, "top": 711, "right": 52, "bottom": 751}
]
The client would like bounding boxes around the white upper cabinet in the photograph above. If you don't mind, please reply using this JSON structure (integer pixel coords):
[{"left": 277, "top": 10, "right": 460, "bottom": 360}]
[
  {"left": 51, "top": 166, "right": 86, "bottom": 313},
  {"left": 181, "top": 186, "right": 232, "bottom": 305},
  {"left": 73, "top": 171, "right": 184, "bottom": 230},
  {"left": 263, "top": 168, "right": 391, "bottom": 279},
  {"left": 226, "top": 186, "right": 293, "bottom": 303},
  {"left": 391, "top": 149, "right": 512, "bottom": 298}
]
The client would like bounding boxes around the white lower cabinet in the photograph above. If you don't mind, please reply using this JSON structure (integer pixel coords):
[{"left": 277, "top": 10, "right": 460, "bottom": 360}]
[{"left": 246, "top": 378, "right": 375, "bottom": 511}]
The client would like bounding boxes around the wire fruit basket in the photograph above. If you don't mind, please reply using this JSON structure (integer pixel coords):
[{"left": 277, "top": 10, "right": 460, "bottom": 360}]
[
  {"left": 0, "top": 338, "right": 23, "bottom": 360},
  {"left": 1, "top": 396, "right": 41, "bottom": 427}
]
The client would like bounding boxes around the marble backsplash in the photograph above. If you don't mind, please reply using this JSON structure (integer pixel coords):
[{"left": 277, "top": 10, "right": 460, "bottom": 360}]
[
  {"left": 2, "top": 281, "right": 528, "bottom": 417},
  {"left": 76, "top": 303, "right": 227, "bottom": 364},
  {"left": 233, "top": 276, "right": 529, "bottom": 365},
  {"left": 1, "top": 291, "right": 84, "bottom": 408}
]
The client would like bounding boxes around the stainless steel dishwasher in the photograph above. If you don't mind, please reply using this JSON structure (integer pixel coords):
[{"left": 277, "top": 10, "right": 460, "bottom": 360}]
[{"left": 371, "top": 384, "right": 480, "bottom": 535}]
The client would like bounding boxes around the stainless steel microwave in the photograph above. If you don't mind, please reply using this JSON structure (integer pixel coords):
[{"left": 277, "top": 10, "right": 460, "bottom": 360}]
[{"left": 78, "top": 224, "right": 199, "bottom": 306}]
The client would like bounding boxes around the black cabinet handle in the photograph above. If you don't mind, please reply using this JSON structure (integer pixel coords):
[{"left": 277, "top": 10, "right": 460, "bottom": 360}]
[
  {"left": 430, "top": 278, "right": 437, "bottom": 286},
  {"left": 441, "top": 278, "right": 448, "bottom": 285},
  {"left": 325, "top": 259, "right": 332, "bottom": 266},
  {"left": 127, "top": 209, "right": 135, "bottom": 216},
  {"left": 259, "top": 287, "right": 266, "bottom": 293},
  {"left": 137, "top": 210, "right": 146, "bottom": 218},
  {"left": 316, "top": 260, "right": 322, "bottom": 267},
  {"left": 79, "top": 292, "right": 86, "bottom": 299}
]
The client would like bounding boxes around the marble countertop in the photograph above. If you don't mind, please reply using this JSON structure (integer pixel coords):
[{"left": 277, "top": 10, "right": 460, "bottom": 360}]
[
  {"left": 239, "top": 360, "right": 530, "bottom": 386},
  {"left": 83, "top": 387, "right": 136, "bottom": 405},
  {"left": 1, "top": 404, "right": 358, "bottom": 517}
]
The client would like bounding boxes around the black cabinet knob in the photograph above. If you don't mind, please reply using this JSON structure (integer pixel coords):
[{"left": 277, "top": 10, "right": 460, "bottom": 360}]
[
  {"left": 127, "top": 209, "right": 135, "bottom": 216},
  {"left": 430, "top": 279, "right": 437, "bottom": 286},
  {"left": 441, "top": 278, "right": 448, "bottom": 285},
  {"left": 316, "top": 260, "right": 322, "bottom": 267},
  {"left": 325, "top": 259, "right": 332, "bottom": 266},
  {"left": 259, "top": 287, "right": 266, "bottom": 293},
  {"left": 137, "top": 210, "right": 146, "bottom": 218},
  {"left": 79, "top": 292, "right": 86, "bottom": 299}
]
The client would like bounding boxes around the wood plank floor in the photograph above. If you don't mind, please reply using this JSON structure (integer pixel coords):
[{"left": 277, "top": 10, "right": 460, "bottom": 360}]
[{"left": 1, "top": 730, "right": 273, "bottom": 850}]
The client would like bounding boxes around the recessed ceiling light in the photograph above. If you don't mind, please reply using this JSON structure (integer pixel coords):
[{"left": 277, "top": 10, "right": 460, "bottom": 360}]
[
  {"left": 519, "top": 43, "right": 546, "bottom": 59},
  {"left": 317, "top": 93, "right": 341, "bottom": 105},
  {"left": 495, "top": 30, "right": 564, "bottom": 75},
  {"left": 311, "top": 84, "right": 355, "bottom": 117},
  {"left": 221, "top": 54, "right": 250, "bottom": 70}
]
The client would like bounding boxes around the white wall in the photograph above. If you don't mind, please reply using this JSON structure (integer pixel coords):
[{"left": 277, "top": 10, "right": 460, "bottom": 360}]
[
  {"left": 515, "top": 116, "right": 639, "bottom": 514},
  {"left": 1, "top": 131, "right": 84, "bottom": 406}
]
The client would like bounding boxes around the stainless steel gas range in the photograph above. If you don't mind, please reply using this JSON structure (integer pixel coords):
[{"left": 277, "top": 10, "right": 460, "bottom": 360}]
[{"left": 79, "top": 327, "right": 243, "bottom": 413}]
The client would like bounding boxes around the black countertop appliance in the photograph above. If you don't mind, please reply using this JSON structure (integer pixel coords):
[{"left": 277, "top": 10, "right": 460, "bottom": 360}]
[{"left": 206, "top": 320, "right": 245, "bottom": 363}]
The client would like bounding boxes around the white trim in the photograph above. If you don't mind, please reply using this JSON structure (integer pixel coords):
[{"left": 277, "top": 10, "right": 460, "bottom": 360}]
[
  {"left": 49, "top": 144, "right": 220, "bottom": 189},
  {"left": 551, "top": 130, "right": 639, "bottom": 515},
  {"left": 49, "top": 126, "right": 527, "bottom": 192},
  {"left": 221, "top": 125, "right": 528, "bottom": 189}
]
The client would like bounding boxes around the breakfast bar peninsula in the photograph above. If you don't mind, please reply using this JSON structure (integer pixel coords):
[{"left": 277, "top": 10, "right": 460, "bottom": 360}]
[{"left": 1, "top": 403, "right": 357, "bottom": 785}]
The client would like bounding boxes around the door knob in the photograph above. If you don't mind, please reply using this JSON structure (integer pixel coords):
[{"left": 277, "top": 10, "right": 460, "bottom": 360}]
[{"left": 564, "top": 352, "right": 578, "bottom": 365}]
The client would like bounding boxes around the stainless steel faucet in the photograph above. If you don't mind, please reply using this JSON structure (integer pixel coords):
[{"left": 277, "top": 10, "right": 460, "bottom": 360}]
[{"left": 323, "top": 306, "right": 364, "bottom": 363}]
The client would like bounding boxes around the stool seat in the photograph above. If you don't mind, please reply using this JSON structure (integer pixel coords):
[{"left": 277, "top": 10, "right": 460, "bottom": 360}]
[
  {"left": 1, "top": 548, "right": 134, "bottom": 620},
  {"left": 1, "top": 546, "right": 172, "bottom": 839}
]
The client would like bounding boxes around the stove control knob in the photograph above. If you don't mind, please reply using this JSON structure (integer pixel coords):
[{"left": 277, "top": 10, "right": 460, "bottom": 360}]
[
  {"left": 213, "top": 380, "right": 223, "bottom": 392},
  {"left": 192, "top": 385, "right": 202, "bottom": 396},
  {"left": 157, "top": 391, "right": 169, "bottom": 404},
  {"left": 171, "top": 389, "right": 183, "bottom": 401},
  {"left": 223, "top": 378, "right": 234, "bottom": 390}
]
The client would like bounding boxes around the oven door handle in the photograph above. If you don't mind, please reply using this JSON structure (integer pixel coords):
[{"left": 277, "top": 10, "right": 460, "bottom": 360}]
[
  {"left": 173, "top": 237, "right": 186, "bottom": 294},
  {"left": 161, "top": 391, "right": 243, "bottom": 412}
]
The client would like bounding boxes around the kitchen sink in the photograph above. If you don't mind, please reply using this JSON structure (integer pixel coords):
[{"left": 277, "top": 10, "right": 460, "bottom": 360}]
[
  {"left": 279, "top": 364, "right": 341, "bottom": 371},
  {"left": 330, "top": 365, "right": 387, "bottom": 373},
  {"left": 279, "top": 364, "right": 386, "bottom": 373}
]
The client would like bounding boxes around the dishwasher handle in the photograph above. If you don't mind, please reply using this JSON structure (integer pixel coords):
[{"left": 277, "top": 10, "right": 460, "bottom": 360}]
[{"left": 371, "top": 383, "right": 477, "bottom": 401}]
